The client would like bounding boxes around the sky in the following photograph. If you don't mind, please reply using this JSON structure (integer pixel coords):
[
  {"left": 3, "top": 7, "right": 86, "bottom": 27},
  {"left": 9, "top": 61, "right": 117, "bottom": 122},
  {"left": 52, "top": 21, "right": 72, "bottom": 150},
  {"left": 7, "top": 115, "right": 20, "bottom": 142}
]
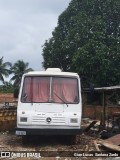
[{"left": 0, "top": 0, "right": 71, "bottom": 72}]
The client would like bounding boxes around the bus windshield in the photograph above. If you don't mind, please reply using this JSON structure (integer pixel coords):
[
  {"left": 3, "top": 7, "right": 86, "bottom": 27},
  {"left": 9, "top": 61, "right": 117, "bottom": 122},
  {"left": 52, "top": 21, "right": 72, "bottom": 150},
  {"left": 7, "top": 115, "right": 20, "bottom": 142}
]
[{"left": 21, "top": 76, "right": 79, "bottom": 104}]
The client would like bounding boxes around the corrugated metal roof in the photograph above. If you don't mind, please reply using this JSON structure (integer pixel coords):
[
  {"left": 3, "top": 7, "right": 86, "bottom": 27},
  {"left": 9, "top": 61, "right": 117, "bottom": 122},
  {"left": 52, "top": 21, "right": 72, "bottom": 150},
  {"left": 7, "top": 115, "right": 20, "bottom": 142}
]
[
  {"left": 94, "top": 85, "right": 120, "bottom": 91},
  {"left": 83, "top": 85, "right": 120, "bottom": 92}
]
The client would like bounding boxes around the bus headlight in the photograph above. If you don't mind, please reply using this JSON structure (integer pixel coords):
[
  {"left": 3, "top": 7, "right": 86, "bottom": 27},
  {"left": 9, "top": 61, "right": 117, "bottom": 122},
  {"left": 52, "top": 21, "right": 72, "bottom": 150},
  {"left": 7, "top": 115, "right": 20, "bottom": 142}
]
[
  {"left": 70, "top": 118, "right": 78, "bottom": 123},
  {"left": 20, "top": 117, "right": 27, "bottom": 122}
]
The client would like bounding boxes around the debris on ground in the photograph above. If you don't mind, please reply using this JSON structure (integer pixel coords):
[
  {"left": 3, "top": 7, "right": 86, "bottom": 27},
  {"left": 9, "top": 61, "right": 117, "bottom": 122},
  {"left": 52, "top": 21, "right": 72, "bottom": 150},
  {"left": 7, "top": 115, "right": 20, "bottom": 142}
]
[
  {"left": 84, "top": 120, "right": 98, "bottom": 132},
  {"left": 93, "top": 140, "right": 100, "bottom": 152},
  {"left": 97, "top": 134, "right": 120, "bottom": 151},
  {"left": 0, "top": 118, "right": 120, "bottom": 159}
]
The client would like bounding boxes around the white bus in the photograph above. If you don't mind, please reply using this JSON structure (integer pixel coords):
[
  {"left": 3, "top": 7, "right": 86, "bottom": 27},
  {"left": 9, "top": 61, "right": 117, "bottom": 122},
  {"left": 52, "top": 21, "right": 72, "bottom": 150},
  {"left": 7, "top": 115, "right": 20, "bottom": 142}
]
[{"left": 16, "top": 68, "right": 82, "bottom": 143}]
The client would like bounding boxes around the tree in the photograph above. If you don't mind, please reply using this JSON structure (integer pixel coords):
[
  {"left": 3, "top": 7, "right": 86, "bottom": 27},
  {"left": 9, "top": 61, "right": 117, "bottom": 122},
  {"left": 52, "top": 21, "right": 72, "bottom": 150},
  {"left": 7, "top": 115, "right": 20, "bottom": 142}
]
[
  {"left": 10, "top": 60, "right": 33, "bottom": 88},
  {"left": 0, "top": 57, "right": 11, "bottom": 83},
  {"left": 42, "top": 0, "right": 120, "bottom": 87},
  {"left": 0, "top": 81, "right": 14, "bottom": 93}
]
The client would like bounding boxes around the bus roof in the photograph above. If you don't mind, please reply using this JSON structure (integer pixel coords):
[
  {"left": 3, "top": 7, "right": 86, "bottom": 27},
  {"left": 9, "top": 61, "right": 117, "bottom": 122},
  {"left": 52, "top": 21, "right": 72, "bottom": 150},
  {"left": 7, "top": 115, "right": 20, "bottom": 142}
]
[{"left": 23, "top": 68, "right": 79, "bottom": 78}]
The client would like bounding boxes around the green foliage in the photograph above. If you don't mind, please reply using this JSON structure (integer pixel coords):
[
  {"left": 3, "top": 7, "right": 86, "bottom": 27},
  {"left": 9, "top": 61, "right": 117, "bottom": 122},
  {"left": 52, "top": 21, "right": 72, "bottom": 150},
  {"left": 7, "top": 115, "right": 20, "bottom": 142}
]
[
  {"left": 10, "top": 60, "right": 34, "bottom": 88},
  {"left": 0, "top": 57, "right": 11, "bottom": 82},
  {"left": 0, "top": 58, "right": 34, "bottom": 93},
  {"left": 0, "top": 82, "right": 14, "bottom": 93},
  {"left": 42, "top": 0, "right": 120, "bottom": 87}
]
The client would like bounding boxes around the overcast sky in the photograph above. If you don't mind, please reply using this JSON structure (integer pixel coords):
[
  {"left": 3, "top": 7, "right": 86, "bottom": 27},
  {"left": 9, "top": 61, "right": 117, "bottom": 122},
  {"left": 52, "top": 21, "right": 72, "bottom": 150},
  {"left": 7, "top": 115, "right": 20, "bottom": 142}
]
[{"left": 0, "top": 0, "right": 71, "bottom": 71}]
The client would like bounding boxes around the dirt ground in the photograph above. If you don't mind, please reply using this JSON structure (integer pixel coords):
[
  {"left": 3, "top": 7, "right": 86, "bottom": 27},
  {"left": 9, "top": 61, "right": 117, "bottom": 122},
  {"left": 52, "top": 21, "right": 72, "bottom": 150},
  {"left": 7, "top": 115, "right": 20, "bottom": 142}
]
[
  {"left": 0, "top": 131, "right": 115, "bottom": 160},
  {"left": 0, "top": 119, "right": 120, "bottom": 160}
]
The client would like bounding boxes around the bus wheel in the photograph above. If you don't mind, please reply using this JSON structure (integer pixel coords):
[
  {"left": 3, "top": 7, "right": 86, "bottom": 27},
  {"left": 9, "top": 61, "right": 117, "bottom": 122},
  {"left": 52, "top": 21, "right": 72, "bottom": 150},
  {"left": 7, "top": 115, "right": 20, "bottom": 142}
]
[
  {"left": 22, "top": 136, "right": 29, "bottom": 145},
  {"left": 70, "top": 135, "right": 78, "bottom": 145}
]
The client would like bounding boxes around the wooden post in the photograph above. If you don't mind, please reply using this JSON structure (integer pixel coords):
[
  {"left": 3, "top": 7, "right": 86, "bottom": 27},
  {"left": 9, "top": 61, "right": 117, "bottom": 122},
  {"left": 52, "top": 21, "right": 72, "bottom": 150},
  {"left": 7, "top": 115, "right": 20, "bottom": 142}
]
[
  {"left": 100, "top": 90, "right": 106, "bottom": 130},
  {"left": 103, "top": 90, "right": 106, "bottom": 129}
]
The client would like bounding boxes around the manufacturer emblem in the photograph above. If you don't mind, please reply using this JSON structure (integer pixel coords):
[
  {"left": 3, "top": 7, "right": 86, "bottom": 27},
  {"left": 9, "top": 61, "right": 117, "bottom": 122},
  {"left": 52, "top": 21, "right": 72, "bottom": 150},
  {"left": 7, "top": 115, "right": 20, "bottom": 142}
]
[{"left": 46, "top": 117, "right": 52, "bottom": 123}]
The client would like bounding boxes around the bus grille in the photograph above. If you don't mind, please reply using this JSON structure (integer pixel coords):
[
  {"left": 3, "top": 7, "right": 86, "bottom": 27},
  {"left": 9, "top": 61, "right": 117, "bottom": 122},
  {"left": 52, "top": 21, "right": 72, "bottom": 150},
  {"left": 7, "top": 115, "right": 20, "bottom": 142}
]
[{"left": 32, "top": 116, "right": 66, "bottom": 125}]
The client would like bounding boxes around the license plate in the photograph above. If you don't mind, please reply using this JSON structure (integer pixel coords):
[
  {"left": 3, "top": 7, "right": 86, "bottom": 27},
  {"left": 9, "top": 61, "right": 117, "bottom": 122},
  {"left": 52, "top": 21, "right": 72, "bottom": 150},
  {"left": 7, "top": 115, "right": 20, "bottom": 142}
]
[{"left": 16, "top": 131, "right": 26, "bottom": 135}]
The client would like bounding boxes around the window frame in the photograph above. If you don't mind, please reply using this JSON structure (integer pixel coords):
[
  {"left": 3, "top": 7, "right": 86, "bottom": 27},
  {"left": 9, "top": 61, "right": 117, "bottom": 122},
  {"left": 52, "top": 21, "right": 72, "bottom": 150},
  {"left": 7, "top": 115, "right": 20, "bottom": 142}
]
[{"left": 21, "top": 76, "right": 80, "bottom": 104}]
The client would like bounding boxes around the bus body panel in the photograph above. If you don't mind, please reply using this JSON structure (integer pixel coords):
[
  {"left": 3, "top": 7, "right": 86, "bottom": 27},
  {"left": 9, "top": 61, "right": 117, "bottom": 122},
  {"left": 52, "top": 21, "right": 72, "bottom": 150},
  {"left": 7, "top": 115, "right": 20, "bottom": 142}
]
[{"left": 16, "top": 69, "right": 82, "bottom": 135}]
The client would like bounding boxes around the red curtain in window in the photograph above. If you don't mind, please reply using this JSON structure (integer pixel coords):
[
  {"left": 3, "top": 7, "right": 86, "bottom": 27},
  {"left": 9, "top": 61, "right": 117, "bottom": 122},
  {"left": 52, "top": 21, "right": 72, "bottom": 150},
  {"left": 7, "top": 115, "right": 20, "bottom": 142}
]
[
  {"left": 32, "top": 77, "right": 49, "bottom": 102},
  {"left": 22, "top": 77, "right": 32, "bottom": 102},
  {"left": 22, "top": 77, "right": 49, "bottom": 102},
  {"left": 52, "top": 78, "right": 63, "bottom": 103},
  {"left": 62, "top": 79, "right": 78, "bottom": 103},
  {"left": 52, "top": 78, "right": 78, "bottom": 103},
  {"left": 22, "top": 77, "right": 78, "bottom": 103}
]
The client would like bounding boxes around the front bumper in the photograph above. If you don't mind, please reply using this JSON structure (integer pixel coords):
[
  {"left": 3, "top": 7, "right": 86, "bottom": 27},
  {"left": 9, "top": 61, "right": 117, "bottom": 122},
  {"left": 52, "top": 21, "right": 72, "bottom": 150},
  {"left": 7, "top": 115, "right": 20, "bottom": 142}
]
[{"left": 15, "top": 128, "right": 82, "bottom": 135}]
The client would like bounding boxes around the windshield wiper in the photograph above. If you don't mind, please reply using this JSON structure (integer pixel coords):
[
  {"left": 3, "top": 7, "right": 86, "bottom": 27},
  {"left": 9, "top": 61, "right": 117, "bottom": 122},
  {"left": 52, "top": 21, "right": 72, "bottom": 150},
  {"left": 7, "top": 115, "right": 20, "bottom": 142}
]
[{"left": 54, "top": 92, "right": 68, "bottom": 107}]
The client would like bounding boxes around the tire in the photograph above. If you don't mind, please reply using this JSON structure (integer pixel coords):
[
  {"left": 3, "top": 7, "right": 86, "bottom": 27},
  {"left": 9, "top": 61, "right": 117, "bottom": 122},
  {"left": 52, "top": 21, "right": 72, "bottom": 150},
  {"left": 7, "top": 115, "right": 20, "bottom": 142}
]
[
  {"left": 66, "top": 135, "right": 78, "bottom": 145},
  {"left": 22, "top": 136, "right": 30, "bottom": 145},
  {"left": 70, "top": 135, "right": 78, "bottom": 145}
]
